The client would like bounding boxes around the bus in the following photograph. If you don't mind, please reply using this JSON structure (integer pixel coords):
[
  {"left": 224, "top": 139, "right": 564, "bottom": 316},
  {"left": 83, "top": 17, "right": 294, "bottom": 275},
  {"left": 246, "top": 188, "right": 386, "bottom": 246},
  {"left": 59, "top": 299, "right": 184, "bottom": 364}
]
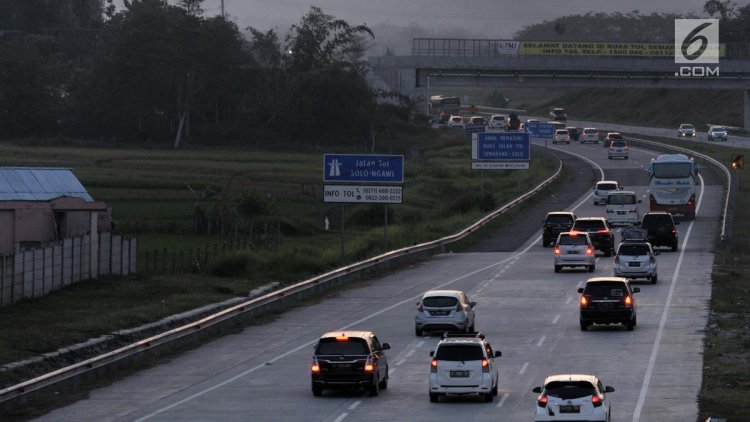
[
  {"left": 647, "top": 154, "right": 698, "bottom": 219},
  {"left": 429, "top": 96, "right": 461, "bottom": 123}
]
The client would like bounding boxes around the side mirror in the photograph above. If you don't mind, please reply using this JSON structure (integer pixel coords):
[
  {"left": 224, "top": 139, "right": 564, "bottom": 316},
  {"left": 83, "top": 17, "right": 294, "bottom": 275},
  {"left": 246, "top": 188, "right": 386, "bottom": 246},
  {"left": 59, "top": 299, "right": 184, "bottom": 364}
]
[
  {"left": 654, "top": 251, "right": 660, "bottom": 256},
  {"left": 532, "top": 387, "right": 542, "bottom": 393},
  {"left": 382, "top": 343, "right": 391, "bottom": 350},
  {"left": 470, "top": 301, "right": 477, "bottom": 308},
  {"left": 593, "top": 186, "right": 596, "bottom": 191},
  {"left": 494, "top": 350, "right": 502, "bottom": 358},
  {"left": 577, "top": 288, "right": 584, "bottom": 293},
  {"left": 637, "top": 199, "right": 642, "bottom": 204},
  {"left": 429, "top": 351, "right": 434, "bottom": 357},
  {"left": 633, "top": 287, "right": 641, "bottom": 293},
  {"left": 605, "top": 386, "right": 615, "bottom": 393}
]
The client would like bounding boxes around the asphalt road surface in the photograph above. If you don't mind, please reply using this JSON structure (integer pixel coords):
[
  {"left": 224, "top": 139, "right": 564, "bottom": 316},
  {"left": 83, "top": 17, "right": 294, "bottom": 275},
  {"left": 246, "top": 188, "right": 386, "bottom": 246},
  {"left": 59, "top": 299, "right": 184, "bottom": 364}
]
[{"left": 35, "top": 142, "right": 721, "bottom": 422}]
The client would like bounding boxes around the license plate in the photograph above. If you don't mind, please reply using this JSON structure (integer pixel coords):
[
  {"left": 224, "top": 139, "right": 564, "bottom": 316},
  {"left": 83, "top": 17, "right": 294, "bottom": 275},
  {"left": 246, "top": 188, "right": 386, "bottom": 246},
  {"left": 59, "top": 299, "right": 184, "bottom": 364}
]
[
  {"left": 567, "top": 250, "right": 579, "bottom": 254},
  {"left": 332, "top": 363, "right": 351, "bottom": 369},
  {"left": 617, "top": 211, "right": 626, "bottom": 215},
  {"left": 430, "top": 311, "right": 449, "bottom": 316},
  {"left": 628, "top": 262, "right": 640, "bottom": 267},
  {"left": 450, "top": 370, "right": 469, "bottom": 378},
  {"left": 597, "top": 302, "right": 614, "bottom": 309},
  {"left": 559, "top": 405, "right": 580, "bottom": 413}
]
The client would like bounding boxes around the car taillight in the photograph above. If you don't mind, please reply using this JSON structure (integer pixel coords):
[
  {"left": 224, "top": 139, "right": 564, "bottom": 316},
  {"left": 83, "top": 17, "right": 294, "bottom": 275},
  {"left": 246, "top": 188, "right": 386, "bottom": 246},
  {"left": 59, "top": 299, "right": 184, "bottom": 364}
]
[
  {"left": 456, "top": 302, "right": 462, "bottom": 312},
  {"left": 672, "top": 229, "right": 677, "bottom": 235},
  {"left": 592, "top": 395, "right": 603, "bottom": 407},
  {"left": 688, "top": 194, "right": 696, "bottom": 206},
  {"left": 554, "top": 247, "right": 560, "bottom": 255},
  {"left": 537, "top": 395, "right": 548, "bottom": 407},
  {"left": 431, "top": 359, "right": 438, "bottom": 373},
  {"left": 650, "top": 195, "right": 657, "bottom": 206},
  {"left": 311, "top": 357, "right": 320, "bottom": 373},
  {"left": 364, "top": 357, "right": 375, "bottom": 372},
  {"left": 597, "top": 229, "right": 609, "bottom": 234},
  {"left": 580, "top": 296, "right": 588, "bottom": 308},
  {"left": 586, "top": 248, "right": 593, "bottom": 255},
  {"left": 417, "top": 302, "right": 423, "bottom": 312},
  {"left": 614, "top": 255, "right": 619, "bottom": 264},
  {"left": 624, "top": 295, "right": 633, "bottom": 308},
  {"left": 481, "top": 358, "right": 489, "bottom": 372}
]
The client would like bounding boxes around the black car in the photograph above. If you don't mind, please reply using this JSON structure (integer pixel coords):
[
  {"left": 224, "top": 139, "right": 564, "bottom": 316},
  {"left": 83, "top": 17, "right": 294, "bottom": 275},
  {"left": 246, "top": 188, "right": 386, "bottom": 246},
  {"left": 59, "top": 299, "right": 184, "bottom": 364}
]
[
  {"left": 570, "top": 217, "right": 615, "bottom": 256},
  {"left": 566, "top": 127, "right": 580, "bottom": 141},
  {"left": 542, "top": 211, "right": 577, "bottom": 247},
  {"left": 640, "top": 212, "right": 679, "bottom": 251},
  {"left": 312, "top": 331, "right": 390, "bottom": 396},
  {"left": 578, "top": 277, "right": 640, "bottom": 331}
]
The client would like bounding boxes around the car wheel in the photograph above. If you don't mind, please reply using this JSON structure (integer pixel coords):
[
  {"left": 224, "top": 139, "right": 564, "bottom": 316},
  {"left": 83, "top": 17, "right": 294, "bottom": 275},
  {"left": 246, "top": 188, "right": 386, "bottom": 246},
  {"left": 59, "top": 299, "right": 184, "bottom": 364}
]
[
  {"left": 492, "top": 381, "right": 498, "bottom": 396},
  {"left": 633, "top": 315, "right": 637, "bottom": 327},
  {"left": 369, "top": 378, "right": 379, "bottom": 396},
  {"left": 580, "top": 321, "right": 589, "bottom": 331},
  {"left": 429, "top": 393, "right": 439, "bottom": 403},
  {"left": 625, "top": 156, "right": 629, "bottom": 160},
  {"left": 589, "top": 265, "right": 595, "bottom": 273},
  {"left": 312, "top": 386, "right": 323, "bottom": 396},
  {"left": 483, "top": 392, "right": 493, "bottom": 402},
  {"left": 651, "top": 275, "right": 658, "bottom": 284},
  {"left": 554, "top": 265, "right": 561, "bottom": 273},
  {"left": 468, "top": 322, "right": 475, "bottom": 332},
  {"left": 626, "top": 320, "right": 635, "bottom": 331},
  {"left": 415, "top": 327, "right": 423, "bottom": 336},
  {"left": 379, "top": 370, "right": 389, "bottom": 389}
]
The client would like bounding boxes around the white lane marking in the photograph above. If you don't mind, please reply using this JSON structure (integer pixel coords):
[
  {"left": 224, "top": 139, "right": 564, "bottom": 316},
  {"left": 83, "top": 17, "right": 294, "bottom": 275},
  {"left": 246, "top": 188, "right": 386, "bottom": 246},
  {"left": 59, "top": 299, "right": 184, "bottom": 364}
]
[
  {"left": 576, "top": 280, "right": 584, "bottom": 288},
  {"left": 476, "top": 287, "right": 484, "bottom": 293},
  {"left": 497, "top": 392, "right": 510, "bottom": 408},
  {"left": 334, "top": 413, "right": 348, "bottom": 422},
  {"left": 416, "top": 340, "right": 425, "bottom": 348},
  {"left": 552, "top": 315, "right": 560, "bottom": 324},
  {"left": 632, "top": 174, "right": 704, "bottom": 422},
  {"left": 388, "top": 368, "right": 396, "bottom": 376},
  {"left": 348, "top": 401, "right": 361, "bottom": 410},
  {"left": 565, "top": 296, "right": 573, "bottom": 304},
  {"left": 405, "top": 349, "right": 416, "bottom": 358},
  {"left": 536, "top": 336, "right": 546, "bottom": 347},
  {"left": 395, "top": 359, "right": 406, "bottom": 366},
  {"left": 519, "top": 362, "right": 529, "bottom": 375}
]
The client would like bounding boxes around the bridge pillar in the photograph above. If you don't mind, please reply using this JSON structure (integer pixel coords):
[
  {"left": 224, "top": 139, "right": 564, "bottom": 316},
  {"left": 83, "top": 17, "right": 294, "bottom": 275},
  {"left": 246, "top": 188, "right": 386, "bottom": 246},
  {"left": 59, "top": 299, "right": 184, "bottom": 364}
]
[{"left": 745, "top": 90, "right": 750, "bottom": 130}]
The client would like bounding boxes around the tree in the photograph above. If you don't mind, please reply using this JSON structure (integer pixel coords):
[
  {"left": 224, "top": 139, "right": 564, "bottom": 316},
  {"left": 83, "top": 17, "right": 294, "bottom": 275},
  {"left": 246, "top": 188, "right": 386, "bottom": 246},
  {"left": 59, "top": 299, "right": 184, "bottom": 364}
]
[{"left": 178, "top": 0, "right": 204, "bottom": 17}]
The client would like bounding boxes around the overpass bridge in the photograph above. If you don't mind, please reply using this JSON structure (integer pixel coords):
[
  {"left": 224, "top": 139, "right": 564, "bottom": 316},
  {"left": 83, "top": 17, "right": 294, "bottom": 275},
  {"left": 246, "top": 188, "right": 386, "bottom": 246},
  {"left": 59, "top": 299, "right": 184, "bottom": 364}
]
[{"left": 368, "top": 39, "right": 750, "bottom": 129}]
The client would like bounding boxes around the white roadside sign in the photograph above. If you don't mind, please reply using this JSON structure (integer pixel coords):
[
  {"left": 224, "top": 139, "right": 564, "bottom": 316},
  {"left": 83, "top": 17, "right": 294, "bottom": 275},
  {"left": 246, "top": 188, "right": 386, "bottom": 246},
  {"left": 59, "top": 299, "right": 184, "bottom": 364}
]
[
  {"left": 471, "top": 162, "right": 530, "bottom": 170},
  {"left": 324, "top": 185, "right": 403, "bottom": 204}
]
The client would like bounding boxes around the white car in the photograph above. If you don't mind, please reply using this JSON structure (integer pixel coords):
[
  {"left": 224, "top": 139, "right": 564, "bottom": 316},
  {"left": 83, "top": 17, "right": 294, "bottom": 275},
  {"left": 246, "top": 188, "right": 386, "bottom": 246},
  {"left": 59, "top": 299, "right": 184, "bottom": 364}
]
[
  {"left": 532, "top": 374, "right": 614, "bottom": 422},
  {"left": 707, "top": 126, "right": 728, "bottom": 141},
  {"left": 580, "top": 128, "right": 600, "bottom": 144},
  {"left": 448, "top": 115, "right": 465, "bottom": 128},
  {"left": 554, "top": 232, "right": 596, "bottom": 273},
  {"left": 488, "top": 114, "right": 506, "bottom": 129},
  {"left": 429, "top": 332, "right": 501, "bottom": 403},
  {"left": 415, "top": 290, "right": 476, "bottom": 336},
  {"left": 604, "top": 190, "right": 640, "bottom": 225},
  {"left": 677, "top": 123, "right": 696, "bottom": 137},
  {"left": 607, "top": 140, "right": 629, "bottom": 159},
  {"left": 593, "top": 180, "right": 622, "bottom": 205},
  {"left": 552, "top": 129, "right": 571, "bottom": 144}
]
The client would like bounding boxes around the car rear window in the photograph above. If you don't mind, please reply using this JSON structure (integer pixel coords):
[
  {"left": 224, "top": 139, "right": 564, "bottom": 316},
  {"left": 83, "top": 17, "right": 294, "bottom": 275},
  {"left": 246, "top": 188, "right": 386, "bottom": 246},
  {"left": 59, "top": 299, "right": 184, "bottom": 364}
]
[
  {"left": 544, "top": 381, "right": 596, "bottom": 399},
  {"left": 556, "top": 129, "right": 568, "bottom": 134},
  {"left": 619, "top": 244, "right": 651, "bottom": 255},
  {"left": 608, "top": 133, "right": 623, "bottom": 139},
  {"left": 611, "top": 140, "right": 627, "bottom": 147},
  {"left": 435, "top": 345, "right": 484, "bottom": 361},
  {"left": 546, "top": 215, "right": 573, "bottom": 224},
  {"left": 597, "top": 183, "right": 617, "bottom": 191},
  {"left": 492, "top": 116, "right": 505, "bottom": 121},
  {"left": 316, "top": 338, "right": 369, "bottom": 355},
  {"left": 572, "top": 220, "right": 605, "bottom": 230},
  {"left": 607, "top": 194, "right": 636, "bottom": 205},
  {"left": 681, "top": 124, "right": 694, "bottom": 129},
  {"left": 641, "top": 215, "right": 671, "bottom": 229},
  {"left": 584, "top": 283, "right": 626, "bottom": 297},
  {"left": 558, "top": 235, "right": 589, "bottom": 245},
  {"left": 584, "top": 129, "right": 597, "bottom": 134},
  {"left": 423, "top": 296, "right": 458, "bottom": 307}
]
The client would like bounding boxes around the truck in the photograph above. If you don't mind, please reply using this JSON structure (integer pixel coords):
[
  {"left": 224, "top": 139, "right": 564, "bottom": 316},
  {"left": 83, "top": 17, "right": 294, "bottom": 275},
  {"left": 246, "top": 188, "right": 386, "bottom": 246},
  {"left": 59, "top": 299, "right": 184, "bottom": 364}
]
[{"left": 549, "top": 107, "right": 567, "bottom": 122}]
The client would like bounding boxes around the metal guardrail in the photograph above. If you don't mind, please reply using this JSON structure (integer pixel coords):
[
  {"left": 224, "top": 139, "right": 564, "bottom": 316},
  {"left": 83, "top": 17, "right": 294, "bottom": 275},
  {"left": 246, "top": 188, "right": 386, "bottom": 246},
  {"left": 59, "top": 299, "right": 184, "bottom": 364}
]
[
  {"left": 0, "top": 152, "right": 564, "bottom": 408},
  {"left": 624, "top": 136, "right": 733, "bottom": 242}
]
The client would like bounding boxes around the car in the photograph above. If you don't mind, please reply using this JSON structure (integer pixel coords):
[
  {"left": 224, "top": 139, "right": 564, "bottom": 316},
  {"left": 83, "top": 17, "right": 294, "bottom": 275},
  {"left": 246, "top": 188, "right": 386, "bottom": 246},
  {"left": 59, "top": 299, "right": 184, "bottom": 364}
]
[
  {"left": 613, "top": 232, "right": 659, "bottom": 284},
  {"left": 488, "top": 114, "right": 506, "bottom": 129},
  {"left": 707, "top": 126, "right": 728, "bottom": 142},
  {"left": 603, "top": 132, "right": 623, "bottom": 148},
  {"left": 468, "top": 116, "right": 486, "bottom": 126},
  {"left": 607, "top": 139, "right": 629, "bottom": 159},
  {"left": 570, "top": 217, "right": 615, "bottom": 256},
  {"left": 604, "top": 190, "right": 641, "bottom": 225},
  {"left": 415, "top": 290, "right": 476, "bottom": 336},
  {"left": 578, "top": 276, "right": 639, "bottom": 331},
  {"left": 554, "top": 231, "right": 596, "bottom": 273},
  {"left": 526, "top": 118, "right": 540, "bottom": 125},
  {"left": 640, "top": 212, "right": 679, "bottom": 251},
  {"left": 553, "top": 129, "right": 571, "bottom": 144},
  {"left": 592, "top": 180, "right": 622, "bottom": 205},
  {"left": 428, "top": 332, "right": 501, "bottom": 403},
  {"left": 311, "top": 331, "right": 390, "bottom": 396},
  {"left": 532, "top": 374, "right": 615, "bottom": 422},
  {"left": 448, "top": 115, "right": 465, "bottom": 128},
  {"left": 542, "top": 211, "right": 577, "bottom": 247},
  {"left": 549, "top": 107, "right": 567, "bottom": 122},
  {"left": 580, "top": 128, "right": 600, "bottom": 144},
  {"left": 566, "top": 127, "right": 581, "bottom": 141},
  {"left": 677, "top": 123, "right": 696, "bottom": 137}
]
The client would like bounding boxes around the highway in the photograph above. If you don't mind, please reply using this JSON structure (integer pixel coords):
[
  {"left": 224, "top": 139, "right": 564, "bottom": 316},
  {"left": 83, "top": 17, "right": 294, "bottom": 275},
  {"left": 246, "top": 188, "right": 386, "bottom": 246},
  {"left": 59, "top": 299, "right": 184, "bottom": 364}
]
[{"left": 35, "top": 142, "right": 720, "bottom": 422}]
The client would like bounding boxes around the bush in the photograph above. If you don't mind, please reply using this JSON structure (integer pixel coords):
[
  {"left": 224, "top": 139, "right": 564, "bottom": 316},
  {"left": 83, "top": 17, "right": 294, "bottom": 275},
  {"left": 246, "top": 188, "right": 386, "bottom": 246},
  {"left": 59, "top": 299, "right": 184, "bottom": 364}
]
[{"left": 208, "top": 251, "right": 254, "bottom": 278}]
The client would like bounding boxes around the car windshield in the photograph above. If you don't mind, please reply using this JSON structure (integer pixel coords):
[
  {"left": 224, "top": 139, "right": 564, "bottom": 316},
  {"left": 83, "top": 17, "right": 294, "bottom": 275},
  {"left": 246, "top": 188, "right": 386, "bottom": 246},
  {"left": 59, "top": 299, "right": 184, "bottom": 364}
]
[
  {"left": 492, "top": 116, "right": 504, "bottom": 121},
  {"left": 584, "top": 283, "right": 627, "bottom": 297},
  {"left": 572, "top": 220, "right": 605, "bottom": 230},
  {"left": 681, "top": 124, "right": 694, "bottom": 129},
  {"left": 547, "top": 215, "right": 573, "bottom": 224},
  {"left": 597, "top": 183, "right": 617, "bottom": 191},
  {"left": 619, "top": 244, "right": 651, "bottom": 255},
  {"left": 712, "top": 127, "right": 726, "bottom": 133},
  {"left": 608, "top": 134, "right": 623, "bottom": 139},
  {"left": 544, "top": 381, "right": 597, "bottom": 399},
  {"left": 435, "top": 345, "right": 484, "bottom": 361},
  {"left": 559, "top": 235, "right": 589, "bottom": 245},
  {"left": 316, "top": 338, "right": 369, "bottom": 355},
  {"left": 556, "top": 130, "right": 568, "bottom": 134},
  {"left": 607, "top": 194, "right": 635, "bottom": 205},
  {"left": 423, "top": 296, "right": 458, "bottom": 307}
]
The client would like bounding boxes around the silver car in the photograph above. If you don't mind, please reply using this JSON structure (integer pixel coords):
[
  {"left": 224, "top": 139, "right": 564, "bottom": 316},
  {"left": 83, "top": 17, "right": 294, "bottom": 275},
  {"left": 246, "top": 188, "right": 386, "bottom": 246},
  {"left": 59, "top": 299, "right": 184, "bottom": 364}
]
[
  {"left": 554, "top": 232, "right": 596, "bottom": 273},
  {"left": 707, "top": 126, "right": 728, "bottom": 141},
  {"left": 593, "top": 180, "right": 622, "bottom": 205},
  {"left": 415, "top": 290, "right": 476, "bottom": 336},
  {"left": 608, "top": 140, "right": 629, "bottom": 159},
  {"left": 613, "top": 240, "right": 658, "bottom": 284},
  {"left": 677, "top": 123, "right": 696, "bottom": 137}
]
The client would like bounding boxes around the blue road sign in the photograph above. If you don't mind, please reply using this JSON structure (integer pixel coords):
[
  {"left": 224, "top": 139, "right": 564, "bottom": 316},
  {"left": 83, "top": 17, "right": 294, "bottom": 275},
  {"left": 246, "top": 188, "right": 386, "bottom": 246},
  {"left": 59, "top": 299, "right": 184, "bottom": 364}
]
[
  {"left": 323, "top": 154, "right": 404, "bottom": 183},
  {"left": 526, "top": 122, "right": 554, "bottom": 139},
  {"left": 472, "top": 132, "right": 530, "bottom": 161}
]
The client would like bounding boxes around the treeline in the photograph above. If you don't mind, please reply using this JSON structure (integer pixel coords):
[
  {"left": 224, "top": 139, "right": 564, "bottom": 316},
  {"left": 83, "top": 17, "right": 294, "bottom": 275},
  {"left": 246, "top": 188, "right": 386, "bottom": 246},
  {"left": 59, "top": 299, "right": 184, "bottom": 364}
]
[
  {"left": 515, "top": 1, "right": 750, "bottom": 43},
  {"left": 0, "top": 0, "right": 411, "bottom": 148}
]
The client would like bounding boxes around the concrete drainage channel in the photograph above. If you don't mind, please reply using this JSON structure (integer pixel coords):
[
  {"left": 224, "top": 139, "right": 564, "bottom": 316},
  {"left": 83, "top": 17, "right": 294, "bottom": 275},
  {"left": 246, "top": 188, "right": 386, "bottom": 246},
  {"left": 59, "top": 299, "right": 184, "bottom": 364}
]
[{"left": 0, "top": 138, "right": 732, "bottom": 415}]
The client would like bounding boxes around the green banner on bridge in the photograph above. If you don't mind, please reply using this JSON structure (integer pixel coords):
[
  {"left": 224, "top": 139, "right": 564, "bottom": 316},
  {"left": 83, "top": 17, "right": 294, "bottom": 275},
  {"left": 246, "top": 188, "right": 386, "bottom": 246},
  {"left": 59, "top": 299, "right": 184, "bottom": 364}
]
[{"left": 518, "top": 41, "right": 725, "bottom": 57}]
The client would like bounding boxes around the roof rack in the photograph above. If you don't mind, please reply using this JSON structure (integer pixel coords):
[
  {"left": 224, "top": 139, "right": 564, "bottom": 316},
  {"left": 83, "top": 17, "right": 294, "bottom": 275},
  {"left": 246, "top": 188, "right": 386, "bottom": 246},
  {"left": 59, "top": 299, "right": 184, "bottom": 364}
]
[{"left": 442, "top": 332, "right": 485, "bottom": 340}]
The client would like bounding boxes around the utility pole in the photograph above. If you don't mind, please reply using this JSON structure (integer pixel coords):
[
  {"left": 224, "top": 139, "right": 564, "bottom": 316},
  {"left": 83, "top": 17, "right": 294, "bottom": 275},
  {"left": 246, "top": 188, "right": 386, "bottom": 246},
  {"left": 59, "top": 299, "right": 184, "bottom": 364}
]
[{"left": 221, "top": 0, "right": 225, "bottom": 18}]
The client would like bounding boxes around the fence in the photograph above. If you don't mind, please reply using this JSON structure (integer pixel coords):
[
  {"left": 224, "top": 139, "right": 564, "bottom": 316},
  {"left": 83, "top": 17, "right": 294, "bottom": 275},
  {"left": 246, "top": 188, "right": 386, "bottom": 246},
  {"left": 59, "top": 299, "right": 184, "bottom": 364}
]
[
  {"left": 139, "top": 238, "right": 251, "bottom": 274},
  {"left": 0, "top": 233, "right": 137, "bottom": 308}
]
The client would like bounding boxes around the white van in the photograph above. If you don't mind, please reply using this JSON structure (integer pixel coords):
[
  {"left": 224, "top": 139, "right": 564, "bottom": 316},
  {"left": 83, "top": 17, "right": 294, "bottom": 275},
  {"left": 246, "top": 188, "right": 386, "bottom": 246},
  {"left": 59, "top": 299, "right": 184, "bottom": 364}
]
[{"left": 605, "top": 191, "right": 641, "bottom": 225}]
